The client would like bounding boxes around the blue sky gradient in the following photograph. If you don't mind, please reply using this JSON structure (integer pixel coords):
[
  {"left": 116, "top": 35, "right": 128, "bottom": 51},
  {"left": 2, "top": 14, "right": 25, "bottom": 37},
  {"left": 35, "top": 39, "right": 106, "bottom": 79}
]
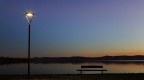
[{"left": 1, "top": 0, "right": 144, "bottom": 57}]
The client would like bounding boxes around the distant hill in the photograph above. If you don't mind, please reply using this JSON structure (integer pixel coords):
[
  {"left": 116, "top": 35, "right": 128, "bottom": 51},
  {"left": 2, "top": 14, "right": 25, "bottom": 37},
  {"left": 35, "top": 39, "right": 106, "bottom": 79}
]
[
  {"left": 1, "top": 55, "right": 144, "bottom": 64},
  {"left": 95, "top": 55, "right": 144, "bottom": 60}
]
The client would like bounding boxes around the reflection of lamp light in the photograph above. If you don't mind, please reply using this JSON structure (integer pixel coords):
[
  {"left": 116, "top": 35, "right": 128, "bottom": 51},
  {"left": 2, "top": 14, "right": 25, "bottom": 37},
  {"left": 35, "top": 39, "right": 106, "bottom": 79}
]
[{"left": 25, "top": 11, "right": 35, "bottom": 78}]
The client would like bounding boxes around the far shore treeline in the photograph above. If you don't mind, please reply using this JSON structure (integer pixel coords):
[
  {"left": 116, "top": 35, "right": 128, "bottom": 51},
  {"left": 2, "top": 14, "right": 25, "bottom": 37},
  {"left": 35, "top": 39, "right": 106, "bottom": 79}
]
[{"left": 1, "top": 55, "right": 144, "bottom": 64}]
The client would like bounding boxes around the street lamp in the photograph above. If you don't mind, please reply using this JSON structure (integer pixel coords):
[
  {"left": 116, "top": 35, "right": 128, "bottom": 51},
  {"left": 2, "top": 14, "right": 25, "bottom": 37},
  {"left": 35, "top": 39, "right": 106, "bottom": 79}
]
[{"left": 25, "top": 11, "right": 34, "bottom": 78}]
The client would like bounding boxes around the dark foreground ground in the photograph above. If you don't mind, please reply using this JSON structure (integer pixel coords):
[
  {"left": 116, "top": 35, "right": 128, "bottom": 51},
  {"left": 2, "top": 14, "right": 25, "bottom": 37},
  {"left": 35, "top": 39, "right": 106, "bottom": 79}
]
[{"left": 0, "top": 73, "right": 144, "bottom": 80}]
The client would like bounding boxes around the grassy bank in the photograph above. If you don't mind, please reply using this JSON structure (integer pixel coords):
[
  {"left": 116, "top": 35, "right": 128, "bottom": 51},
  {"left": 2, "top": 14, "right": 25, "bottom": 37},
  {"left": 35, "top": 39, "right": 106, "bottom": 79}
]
[{"left": 0, "top": 73, "right": 144, "bottom": 80}]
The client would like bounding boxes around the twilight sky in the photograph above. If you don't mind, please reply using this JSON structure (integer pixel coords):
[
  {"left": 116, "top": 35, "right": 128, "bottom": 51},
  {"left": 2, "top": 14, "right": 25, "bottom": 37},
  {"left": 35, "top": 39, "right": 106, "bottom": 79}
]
[{"left": 1, "top": 0, "right": 144, "bottom": 57}]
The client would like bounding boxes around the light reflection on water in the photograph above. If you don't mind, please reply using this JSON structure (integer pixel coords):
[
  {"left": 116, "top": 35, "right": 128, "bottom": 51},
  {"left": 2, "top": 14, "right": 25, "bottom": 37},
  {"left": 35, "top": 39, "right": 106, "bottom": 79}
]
[{"left": 0, "top": 62, "right": 144, "bottom": 74}]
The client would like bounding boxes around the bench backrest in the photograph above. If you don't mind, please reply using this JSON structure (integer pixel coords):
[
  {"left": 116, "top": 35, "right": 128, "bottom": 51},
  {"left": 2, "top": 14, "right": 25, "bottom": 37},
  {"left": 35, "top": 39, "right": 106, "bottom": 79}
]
[{"left": 81, "top": 65, "right": 103, "bottom": 68}]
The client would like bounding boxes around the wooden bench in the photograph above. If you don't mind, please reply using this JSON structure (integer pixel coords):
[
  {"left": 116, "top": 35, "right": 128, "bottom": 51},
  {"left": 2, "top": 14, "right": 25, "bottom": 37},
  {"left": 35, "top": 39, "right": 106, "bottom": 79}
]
[{"left": 77, "top": 65, "right": 107, "bottom": 75}]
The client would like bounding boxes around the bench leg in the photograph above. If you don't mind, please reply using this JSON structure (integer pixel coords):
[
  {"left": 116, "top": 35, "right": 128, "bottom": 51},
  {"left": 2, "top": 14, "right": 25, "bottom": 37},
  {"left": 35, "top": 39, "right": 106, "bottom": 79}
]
[
  {"left": 102, "top": 71, "right": 103, "bottom": 75},
  {"left": 80, "top": 71, "right": 82, "bottom": 75}
]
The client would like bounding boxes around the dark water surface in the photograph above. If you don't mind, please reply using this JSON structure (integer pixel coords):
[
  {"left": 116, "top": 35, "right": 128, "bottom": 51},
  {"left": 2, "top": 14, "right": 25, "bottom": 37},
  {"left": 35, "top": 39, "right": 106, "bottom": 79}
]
[{"left": 1, "top": 61, "right": 144, "bottom": 74}]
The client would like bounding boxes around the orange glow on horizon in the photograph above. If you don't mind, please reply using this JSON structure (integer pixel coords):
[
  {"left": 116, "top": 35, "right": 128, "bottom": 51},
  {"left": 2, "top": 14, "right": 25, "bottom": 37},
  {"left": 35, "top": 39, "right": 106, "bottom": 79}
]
[{"left": 82, "top": 50, "right": 144, "bottom": 57}]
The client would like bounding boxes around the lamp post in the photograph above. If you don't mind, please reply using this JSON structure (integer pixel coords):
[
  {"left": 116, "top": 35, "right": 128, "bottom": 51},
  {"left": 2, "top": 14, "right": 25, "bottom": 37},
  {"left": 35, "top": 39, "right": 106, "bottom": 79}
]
[{"left": 25, "top": 11, "right": 34, "bottom": 78}]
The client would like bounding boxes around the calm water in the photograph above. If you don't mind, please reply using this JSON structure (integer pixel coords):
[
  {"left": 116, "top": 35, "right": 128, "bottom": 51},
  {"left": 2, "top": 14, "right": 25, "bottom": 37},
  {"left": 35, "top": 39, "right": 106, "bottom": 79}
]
[{"left": 1, "top": 62, "right": 144, "bottom": 74}]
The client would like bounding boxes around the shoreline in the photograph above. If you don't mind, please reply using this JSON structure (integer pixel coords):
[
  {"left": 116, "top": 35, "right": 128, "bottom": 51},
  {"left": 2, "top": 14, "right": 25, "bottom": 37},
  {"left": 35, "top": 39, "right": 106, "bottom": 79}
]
[{"left": 0, "top": 73, "right": 144, "bottom": 80}]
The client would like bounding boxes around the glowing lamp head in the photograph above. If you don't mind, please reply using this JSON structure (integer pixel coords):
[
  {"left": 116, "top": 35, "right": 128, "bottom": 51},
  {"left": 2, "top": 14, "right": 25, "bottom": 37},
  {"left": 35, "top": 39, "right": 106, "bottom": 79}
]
[
  {"left": 25, "top": 11, "right": 35, "bottom": 24},
  {"left": 26, "top": 13, "right": 34, "bottom": 17}
]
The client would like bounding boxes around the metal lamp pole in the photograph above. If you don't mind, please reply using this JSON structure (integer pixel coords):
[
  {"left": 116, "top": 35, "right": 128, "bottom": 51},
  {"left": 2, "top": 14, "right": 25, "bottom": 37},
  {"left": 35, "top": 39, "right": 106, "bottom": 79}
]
[{"left": 25, "top": 11, "right": 34, "bottom": 78}]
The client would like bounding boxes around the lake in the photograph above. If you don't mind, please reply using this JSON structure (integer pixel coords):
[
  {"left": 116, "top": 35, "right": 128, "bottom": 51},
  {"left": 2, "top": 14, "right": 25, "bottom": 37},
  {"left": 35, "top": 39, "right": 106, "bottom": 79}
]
[{"left": 1, "top": 61, "right": 144, "bottom": 74}]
